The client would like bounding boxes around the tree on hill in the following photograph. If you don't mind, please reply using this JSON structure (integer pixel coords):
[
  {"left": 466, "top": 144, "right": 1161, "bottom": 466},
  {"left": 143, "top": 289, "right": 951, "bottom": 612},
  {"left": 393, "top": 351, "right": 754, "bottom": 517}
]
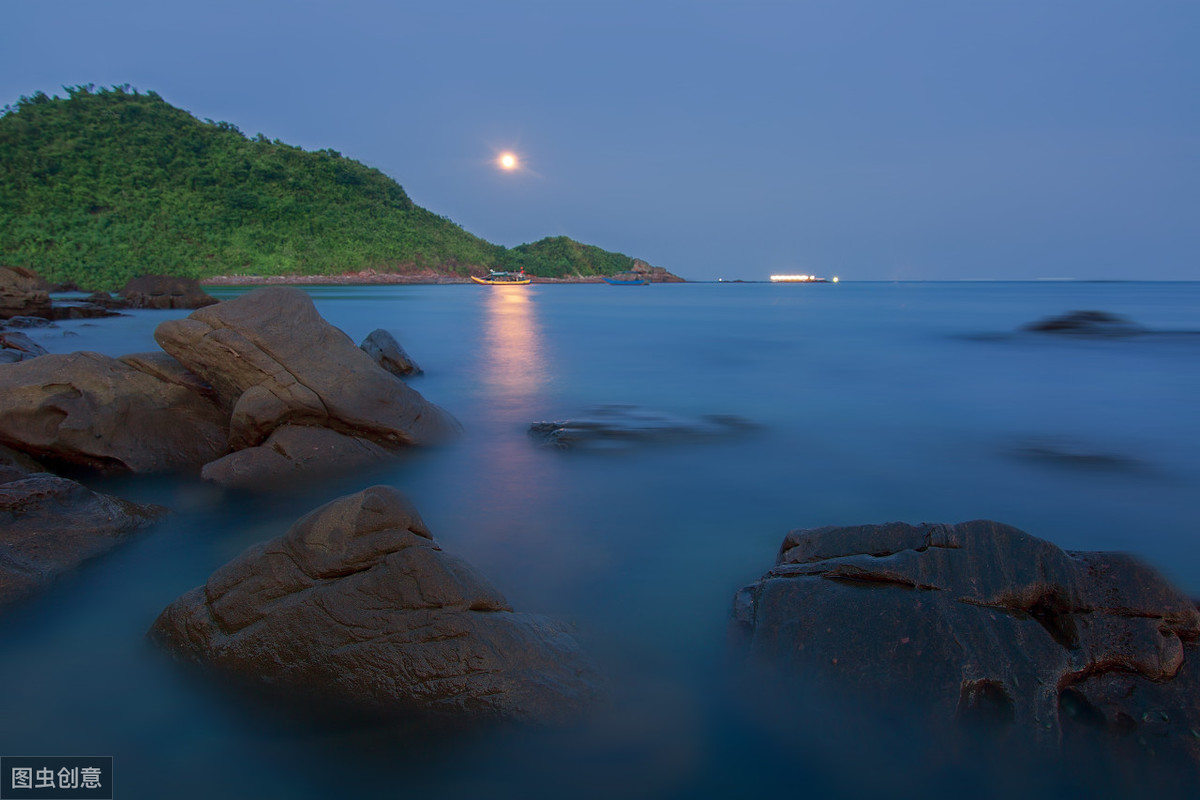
[{"left": 0, "top": 85, "right": 643, "bottom": 290}]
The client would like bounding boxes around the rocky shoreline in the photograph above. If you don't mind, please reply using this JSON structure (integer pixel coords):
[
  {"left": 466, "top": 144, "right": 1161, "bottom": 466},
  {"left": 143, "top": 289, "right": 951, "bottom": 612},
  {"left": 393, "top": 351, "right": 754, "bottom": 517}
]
[{"left": 1, "top": 270, "right": 1197, "bottom": 765}]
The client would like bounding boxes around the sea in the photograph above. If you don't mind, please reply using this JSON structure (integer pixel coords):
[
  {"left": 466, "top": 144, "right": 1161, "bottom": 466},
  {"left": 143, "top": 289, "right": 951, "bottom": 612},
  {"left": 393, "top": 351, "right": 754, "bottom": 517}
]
[{"left": 2, "top": 281, "right": 1198, "bottom": 799}]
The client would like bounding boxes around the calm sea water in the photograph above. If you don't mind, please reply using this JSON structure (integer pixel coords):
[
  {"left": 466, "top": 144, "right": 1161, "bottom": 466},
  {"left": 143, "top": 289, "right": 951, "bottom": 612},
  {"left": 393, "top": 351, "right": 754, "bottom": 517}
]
[{"left": 3, "top": 281, "right": 1198, "bottom": 799}]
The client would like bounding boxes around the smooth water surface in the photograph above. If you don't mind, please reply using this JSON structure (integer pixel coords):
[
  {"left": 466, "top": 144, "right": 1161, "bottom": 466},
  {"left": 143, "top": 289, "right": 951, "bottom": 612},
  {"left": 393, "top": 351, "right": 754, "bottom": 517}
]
[{"left": 3, "top": 282, "right": 1198, "bottom": 799}]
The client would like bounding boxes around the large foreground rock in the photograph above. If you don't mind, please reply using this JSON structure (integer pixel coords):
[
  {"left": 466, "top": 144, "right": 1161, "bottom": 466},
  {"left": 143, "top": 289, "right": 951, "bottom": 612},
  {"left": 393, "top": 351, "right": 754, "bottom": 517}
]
[
  {"left": 732, "top": 520, "right": 1200, "bottom": 760},
  {"left": 120, "top": 275, "right": 218, "bottom": 310},
  {"left": 150, "top": 486, "right": 601, "bottom": 723},
  {"left": 0, "top": 473, "right": 167, "bottom": 608},
  {"left": 0, "top": 352, "right": 229, "bottom": 472},
  {"left": 155, "top": 287, "right": 460, "bottom": 449}
]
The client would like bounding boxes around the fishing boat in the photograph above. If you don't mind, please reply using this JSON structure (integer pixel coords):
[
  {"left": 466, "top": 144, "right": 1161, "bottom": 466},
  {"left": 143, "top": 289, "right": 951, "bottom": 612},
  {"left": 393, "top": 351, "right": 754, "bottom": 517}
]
[
  {"left": 471, "top": 270, "right": 531, "bottom": 285},
  {"left": 602, "top": 274, "right": 649, "bottom": 285}
]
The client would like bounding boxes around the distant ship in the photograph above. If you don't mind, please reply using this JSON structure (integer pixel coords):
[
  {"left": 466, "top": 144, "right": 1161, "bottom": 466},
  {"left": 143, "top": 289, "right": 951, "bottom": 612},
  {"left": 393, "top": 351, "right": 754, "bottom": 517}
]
[{"left": 769, "top": 274, "right": 838, "bottom": 283}]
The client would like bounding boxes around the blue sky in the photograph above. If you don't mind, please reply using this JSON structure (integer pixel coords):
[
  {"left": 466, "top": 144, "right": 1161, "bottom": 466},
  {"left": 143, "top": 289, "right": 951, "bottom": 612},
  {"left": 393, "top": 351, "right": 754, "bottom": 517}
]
[{"left": 3, "top": 0, "right": 1196, "bottom": 281}]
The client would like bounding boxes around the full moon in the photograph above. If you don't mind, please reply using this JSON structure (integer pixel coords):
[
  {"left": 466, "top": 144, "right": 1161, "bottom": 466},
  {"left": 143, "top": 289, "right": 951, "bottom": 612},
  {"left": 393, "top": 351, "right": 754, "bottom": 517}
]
[{"left": 498, "top": 152, "right": 518, "bottom": 171}]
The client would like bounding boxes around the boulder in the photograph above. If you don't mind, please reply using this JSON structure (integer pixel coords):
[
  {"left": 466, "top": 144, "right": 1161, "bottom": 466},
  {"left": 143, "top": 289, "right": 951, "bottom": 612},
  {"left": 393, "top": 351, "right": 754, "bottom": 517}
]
[
  {"left": 732, "top": 520, "right": 1200, "bottom": 760},
  {"left": 200, "top": 425, "right": 392, "bottom": 490},
  {"left": 149, "top": 486, "right": 602, "bottom": 723},
  {"left": 530, "top": 405, "right": 756, "bottom": 450},
  {"left": 154, "top": 287, "right": 460, "bottom": 448},
  {"left": 120, "top": 275, "right": 218, "bottom": 310},
  {"left": 0, "top": 351, "right": 229, "bottom": 473},
  {"left": 4, "top": 316, "right": 56, "bottom": 329},
  {"left": 0, "top": 473, "right": 167, "bottom": 609},
  {"left": 0, "top": 266, "right": 52, "bottom": 320},
  {"left": 0, "top": 331, "right": 48, "bottom": 363},
  {"left": 360, "top": 328, "right": 423, "bottom": 377}
]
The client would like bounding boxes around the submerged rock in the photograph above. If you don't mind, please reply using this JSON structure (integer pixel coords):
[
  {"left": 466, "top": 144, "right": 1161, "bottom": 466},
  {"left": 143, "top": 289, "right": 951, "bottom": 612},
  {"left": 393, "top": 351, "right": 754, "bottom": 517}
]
[
  {"left": 360, "top": 328, "right": 423, "bottom": 377},
  {"left": 154, "top": 287, "right": 460, "bottom": 448},
  {"left": 120, "top": 275, "right": 218, "bottom": 310},
  {"left": 0, "top": 473, "right": 167, "bottom": 609},
  {"left": 530, "top": 405, "right": 756, "bottom": 450},
  {"left": 0, "top": 351, "right": 229, "bottom": 472},
  {"left": 1023, "top": 310, "right": 1146, "bottom": 336},
  {"left": 200, "top": 424, "right": 392, "bottom": 489},
  {"left": 149, "top": 486, "right": 602, "bottom": 723},
  {"left": 732, "top": 520, "right": 1200, "bottom": 761}
]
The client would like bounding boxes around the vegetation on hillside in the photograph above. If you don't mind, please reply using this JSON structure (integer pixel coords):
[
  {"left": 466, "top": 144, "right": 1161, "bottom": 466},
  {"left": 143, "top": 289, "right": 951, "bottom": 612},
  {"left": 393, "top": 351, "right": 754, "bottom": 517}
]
[{"left": 0, "top": 85, "right": 639, "bottom": 290}]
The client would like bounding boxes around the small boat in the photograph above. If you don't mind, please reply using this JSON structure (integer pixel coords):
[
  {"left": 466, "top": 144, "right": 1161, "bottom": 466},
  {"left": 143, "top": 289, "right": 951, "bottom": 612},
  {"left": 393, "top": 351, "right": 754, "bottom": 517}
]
[
  {"left": 602, "top": 274, "right": 649, "bottom": 286},
  {"left": 471, "top": 270, "right": 530, "bottom": 285}
]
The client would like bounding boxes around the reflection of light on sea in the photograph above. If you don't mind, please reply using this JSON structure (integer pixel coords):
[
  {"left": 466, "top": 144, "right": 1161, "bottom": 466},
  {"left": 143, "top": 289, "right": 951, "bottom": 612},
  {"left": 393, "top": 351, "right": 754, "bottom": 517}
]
[
  {"left": 471, "top": 286, "right": 556, "bottom": 553},
  {"left": 482, "top": 286, "right": 547, "bottom": 418}
]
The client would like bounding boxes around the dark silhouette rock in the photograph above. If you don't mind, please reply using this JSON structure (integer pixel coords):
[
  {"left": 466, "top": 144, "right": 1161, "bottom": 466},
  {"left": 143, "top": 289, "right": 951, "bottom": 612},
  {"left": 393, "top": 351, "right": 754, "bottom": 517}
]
[
  {"left": 530, "top": 405, "right": 756, "bottom": 450},
  {"left": 360, "top": 328, "right": 423, "bottom": 377},
  {"left": 149, "top": 486, "right": 602, "bottom": 723},
  {"left": 1024, "top": 310, "right": 1146, "bottom": 336},
  {"left": 154, "top": 287, "right": 460, "bottom": 449},
  {"left": 200, "top": 425, "right": 392, "bottom": 489},
  {"left": 83, "top": 291, "right": 129, "bottom": 310},
  {"left": 0, "top": 351, "right": 229, "bottom": 473},
  {"left": 0, "top": 473, "right": 167, "bottom": 609},
  {"left": 120, "top": 275, "right": 218, "bottom": 310},
  {"left": 732, "top": 520, "right": 1200, "bottom": 761}
]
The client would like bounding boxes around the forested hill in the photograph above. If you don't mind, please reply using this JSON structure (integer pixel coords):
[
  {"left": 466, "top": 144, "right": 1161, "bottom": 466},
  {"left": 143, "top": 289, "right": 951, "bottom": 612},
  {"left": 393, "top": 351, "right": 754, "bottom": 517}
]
[{"left": 0, "top": 85, "right": 644, "bottom": 290}]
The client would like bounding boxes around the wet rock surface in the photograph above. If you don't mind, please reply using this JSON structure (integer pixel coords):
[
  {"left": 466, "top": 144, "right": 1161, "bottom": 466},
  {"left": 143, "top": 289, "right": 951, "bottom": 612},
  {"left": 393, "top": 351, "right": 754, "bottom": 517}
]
[
  {"left": 0, "top": 351, "right": 230, "bottom": 472},
  {"left": 0, "top": 472, "right": 167, "bottom": 608},
  {"left": 530, "top": 405, "right": 756, "bottom": 450},
  {"left": 150, "top": 486, "right": 602, "bottom": 723},
  {"left": 155, "top": 287, "right": 460, "bottom": 450},
  {"left": 732, "top": 520, "right": 1200, "bottom": 761}
]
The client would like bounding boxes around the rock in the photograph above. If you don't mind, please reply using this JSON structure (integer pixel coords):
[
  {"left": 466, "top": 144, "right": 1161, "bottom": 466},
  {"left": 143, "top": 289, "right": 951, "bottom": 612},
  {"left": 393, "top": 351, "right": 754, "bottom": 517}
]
[
  {"left": 200, "top": 425, "right": 393, "bottom": 489},
  {"left": 0, "top": 266, "right": 53, "bottom": 320},
  {"left": 0, "top": 444, "right": 44, "bottom": 484},
  {"left": 732, "top": 520, "right": 1200, "bottom": 761},
  {"left": 4, "top": 316, "right": 56, "bottom": 329},
  {"left": 149, "top": 486, "right": 602, "bottom": 723},
  {"left": 83, "top": 291, "right": 129, "bottom": 310},
  {"left": 1023, "top": 310, "right": 1146, "bottom": 336},
  {"left": 0, "top": 473, "right": 167, "bottom": 609},
  {"left": 154, "top": 287, "right": 460, "bottom": 448},
  {"left": 0, "top": 331, "right": 49, "bottom": 362},
  {"left": 48, "top": 300, "right": 120, "bottom": 321},
  {"left": 120, "top": 275, "right": 219, "bottom": 310},
  {"left": 118, "top": 351, "right": 218, "bottom": 401},
  {"left": 530, "top": 405, "right": 756, "bottom": 450},
  {"left": 631, "top": 258, "right": 685, "bottom": 283},
  {"left": 0, "top": 352, "right": 229, "bottom": 473},
  {"left": 360, "top": 328, "right": 423, "bottom": 377}
]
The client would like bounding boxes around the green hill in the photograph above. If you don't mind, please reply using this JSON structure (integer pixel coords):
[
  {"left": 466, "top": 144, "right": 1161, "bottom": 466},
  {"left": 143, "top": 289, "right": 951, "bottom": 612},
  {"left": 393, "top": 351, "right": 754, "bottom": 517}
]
[{"left": 0, "top": 85, "right": 644, "bottom": 290}]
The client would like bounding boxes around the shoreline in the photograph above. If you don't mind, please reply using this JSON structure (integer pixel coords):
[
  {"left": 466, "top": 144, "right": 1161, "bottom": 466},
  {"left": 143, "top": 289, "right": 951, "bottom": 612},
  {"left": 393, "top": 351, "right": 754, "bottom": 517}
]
[{"left": 200, "top": 271, "right": 625, "bottom": 287}]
